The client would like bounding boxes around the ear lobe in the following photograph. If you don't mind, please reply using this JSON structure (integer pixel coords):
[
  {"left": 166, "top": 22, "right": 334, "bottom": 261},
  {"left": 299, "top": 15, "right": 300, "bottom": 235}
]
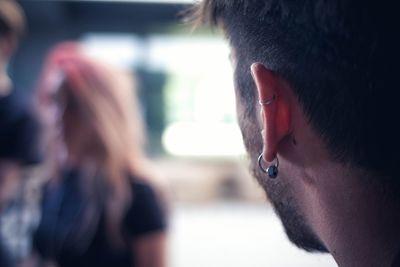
[{"left": 251, "top": 63, "right": 291, "bottom": 162}]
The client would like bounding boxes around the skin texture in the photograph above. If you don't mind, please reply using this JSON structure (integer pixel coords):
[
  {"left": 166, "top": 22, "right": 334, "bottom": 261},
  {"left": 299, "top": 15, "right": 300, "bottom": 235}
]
[
  {"left": 233, "top": 59, "right": 400, "bottom": 266},
  {"left": 133, "top": 232, "right": 167, "bottom": 267}
]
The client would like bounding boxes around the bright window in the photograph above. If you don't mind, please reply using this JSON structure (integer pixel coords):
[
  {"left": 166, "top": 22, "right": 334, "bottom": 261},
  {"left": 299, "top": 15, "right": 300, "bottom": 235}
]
[{"left": 82, "top": 33, "right": 245, "bottom": 157}]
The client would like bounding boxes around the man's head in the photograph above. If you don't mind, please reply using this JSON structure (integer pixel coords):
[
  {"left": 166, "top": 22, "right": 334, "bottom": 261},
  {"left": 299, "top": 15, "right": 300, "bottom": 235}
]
[
  {"left": 195, "top": 0, "right": 400, "bottom": 252},
  {"left": 0, "top": 0, "right": 25, "bottom": 61}
]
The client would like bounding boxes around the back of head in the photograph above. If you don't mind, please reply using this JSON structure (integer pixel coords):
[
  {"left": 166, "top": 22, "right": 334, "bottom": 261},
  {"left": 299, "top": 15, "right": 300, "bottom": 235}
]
[
  {"left": 196, "top": 0, "right": 400, "bottom": 182},
  {"left": 0, "top": 0, "right": 25, "bottom": 39}
]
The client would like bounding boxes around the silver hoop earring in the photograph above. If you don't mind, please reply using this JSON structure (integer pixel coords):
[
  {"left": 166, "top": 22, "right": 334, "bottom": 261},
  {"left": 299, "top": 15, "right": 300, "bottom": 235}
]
[
  {"left": 258, "top": 153, "right": 279, "bottom": 179},
  {"left": 258, "top": 95, "right": 276, "bottom": 106}
]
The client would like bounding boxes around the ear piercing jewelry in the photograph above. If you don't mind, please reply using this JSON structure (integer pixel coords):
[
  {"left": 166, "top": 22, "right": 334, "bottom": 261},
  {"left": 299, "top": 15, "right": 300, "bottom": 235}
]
[
  {"left": 258, "top": 95, "right": 278, "bottom": 178},
  {"left": 258, "top": 95, "right": 276, "bottom": 106},
  {"left": 258, "top": 154, "right": 279, "bottom": 179}
]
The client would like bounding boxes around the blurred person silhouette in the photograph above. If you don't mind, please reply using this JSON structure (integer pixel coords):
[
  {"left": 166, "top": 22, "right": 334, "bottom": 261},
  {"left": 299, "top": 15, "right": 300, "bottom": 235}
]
[
  {"left": 33, "top": 43, "right": 167, "bottom": 267},
  {"left": 195, "top": 1, "right": 400, "bottom": 266},
  {"left": 0, "top": 1, "right": 41, "bottom": 266}
]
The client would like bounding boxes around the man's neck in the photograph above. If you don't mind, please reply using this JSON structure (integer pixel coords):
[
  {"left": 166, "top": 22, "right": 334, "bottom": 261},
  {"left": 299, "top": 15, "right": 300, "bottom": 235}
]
[
  {"left": 305, "top": 167, "right": 400, "bottom": 266},
  {"left": 327, "top": 201, "right": 400, "bottom": 267}
]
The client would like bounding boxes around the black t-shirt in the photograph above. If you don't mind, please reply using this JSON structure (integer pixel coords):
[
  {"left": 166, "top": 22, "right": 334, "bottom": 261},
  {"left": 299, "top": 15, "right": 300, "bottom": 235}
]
[
  {"left": 0, "top": 90, "right": 41, "bottom": 165},
  {"left": 34, "top": 169, "right": 167, "bottom": 267}
]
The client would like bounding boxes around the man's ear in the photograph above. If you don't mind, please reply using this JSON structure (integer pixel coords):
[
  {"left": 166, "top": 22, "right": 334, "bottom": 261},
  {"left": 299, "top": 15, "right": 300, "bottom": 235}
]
[{"left": 251, "top": 63, "right": 291, "bottom": 162}]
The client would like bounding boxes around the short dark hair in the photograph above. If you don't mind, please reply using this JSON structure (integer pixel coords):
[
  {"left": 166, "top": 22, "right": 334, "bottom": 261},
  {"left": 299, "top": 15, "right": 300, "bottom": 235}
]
[
  {"left": 194, "top": 0, "right": 400, "bottom": 180},
  {"left": 0, "top": 0, "right": 25, "bottom": 38}
]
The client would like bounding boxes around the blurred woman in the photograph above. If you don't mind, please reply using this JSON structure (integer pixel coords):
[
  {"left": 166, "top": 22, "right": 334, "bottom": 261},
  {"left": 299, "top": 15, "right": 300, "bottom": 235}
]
[{"left": 33, "top": 43, "right": 167, "bottom": 267}]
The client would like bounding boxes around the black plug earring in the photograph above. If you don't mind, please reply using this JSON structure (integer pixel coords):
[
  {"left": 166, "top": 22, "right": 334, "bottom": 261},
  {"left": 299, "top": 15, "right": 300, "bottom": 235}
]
[{"left": 258, "top": 153, "right": 279, "bottom": 179}]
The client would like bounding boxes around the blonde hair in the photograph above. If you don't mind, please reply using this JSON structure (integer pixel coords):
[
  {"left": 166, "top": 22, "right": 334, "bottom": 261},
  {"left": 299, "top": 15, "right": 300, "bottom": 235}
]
[{"left": 37, "top": 43, "right": 152, "bottom": 246}]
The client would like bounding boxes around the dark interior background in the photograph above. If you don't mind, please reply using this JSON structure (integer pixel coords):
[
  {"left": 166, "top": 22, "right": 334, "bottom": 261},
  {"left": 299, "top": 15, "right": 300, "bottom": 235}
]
[{"left": 12, "top": 0, "right": 189, "bottom": 90}]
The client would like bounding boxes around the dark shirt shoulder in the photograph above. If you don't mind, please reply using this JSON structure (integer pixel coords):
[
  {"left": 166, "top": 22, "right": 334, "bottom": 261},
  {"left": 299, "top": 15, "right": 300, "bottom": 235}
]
[
  {"left": 124, "top": 178, "right": 167, "bottom": 239},
  {"left": 34, "top": 171, "right": 167, "bottom": 265}
]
